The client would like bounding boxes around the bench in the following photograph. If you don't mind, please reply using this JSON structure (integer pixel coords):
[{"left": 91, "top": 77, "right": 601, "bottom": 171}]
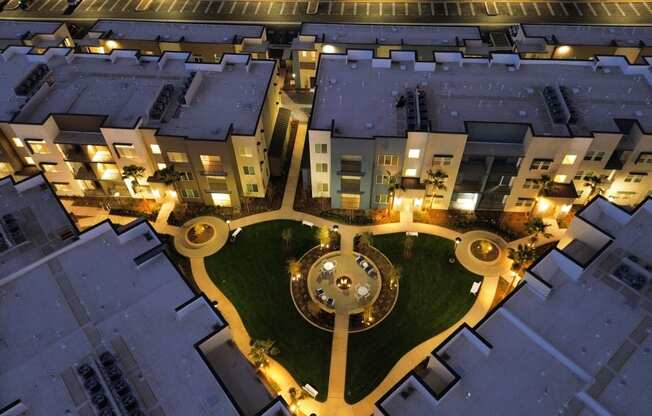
[
  {"left": 406, "top": 231, "right": 419, "bottom": 237},
  {"left": 230, "top": 228, "right": 242, "bottom": 243},
  {"left": 301, "top": 220, "right": 314, "bottom": 227},
  {"left": 470, "top": 281, "right": 482, "bottom": 295},
  {"left": 302, "top": 384, "right": 318, "bottom": 398}
]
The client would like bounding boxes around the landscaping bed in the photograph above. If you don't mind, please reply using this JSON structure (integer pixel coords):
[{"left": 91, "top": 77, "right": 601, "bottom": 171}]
[
  {"left": 204, "top": 220, "right": 332, "bottom": 401},
  {"left": 344, "top": 233, "right": 481, "bottom": 403},
  {"left": 414, "top": 209, "right": 529, "bottom": 241}
]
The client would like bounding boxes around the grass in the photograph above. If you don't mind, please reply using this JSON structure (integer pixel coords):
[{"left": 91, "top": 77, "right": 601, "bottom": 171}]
[
  {"left": 345, "top": 233, "right": 481, "bottom": 403},
  {"left": 204, "top": 220, "right": 332, "bottom": 401}
]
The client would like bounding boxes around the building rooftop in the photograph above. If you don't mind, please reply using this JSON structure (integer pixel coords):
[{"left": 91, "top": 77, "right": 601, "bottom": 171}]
[
  {"left": 0, "top": 20, "right": 63, "bottom": 41},
  {"left": 0, "top": 49, "right": 274, "bottom": 140},
  {"left": 299, "top": 23, "right": 480, "bottom": 46},
  {"left": 520, "top": 24, "right": 652, "bottom": 47},
  {"left": 378, "top": 197, "right": 652, "bottom": 415},
  {"left": 310, "top": 52, "right": 652, "bottom": 138},
  {"left": 89, "top": 20, "right": 264, "bottom": 43},
  {"left": 0, "top": 176, "right": 243, "bottom": 415}
]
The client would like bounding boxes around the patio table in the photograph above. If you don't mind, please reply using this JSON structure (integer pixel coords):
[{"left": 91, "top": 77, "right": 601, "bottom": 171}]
[
  {"left": 357, "top": 286, "right": 369, "bottom": 297},
  {"left": 323, "top": 261, "right": 335, "bottom": 272}
]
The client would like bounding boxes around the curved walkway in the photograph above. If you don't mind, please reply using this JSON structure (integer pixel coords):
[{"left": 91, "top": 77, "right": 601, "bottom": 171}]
[{"left": 152, "top": 119, "right": 565, "bottom": 416}]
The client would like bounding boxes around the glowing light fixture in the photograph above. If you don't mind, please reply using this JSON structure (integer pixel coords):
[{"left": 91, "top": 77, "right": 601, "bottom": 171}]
[
  {"left": 322, "top": 44, "right": 336, "bottom": 54},
  {"left": 557, "top": 45, "right": 571, "bottom": 55}
]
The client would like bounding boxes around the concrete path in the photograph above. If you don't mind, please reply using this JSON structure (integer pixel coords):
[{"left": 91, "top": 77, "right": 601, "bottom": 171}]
[{"left": 327, "top": 313, "right": 350, "bottom": 403}]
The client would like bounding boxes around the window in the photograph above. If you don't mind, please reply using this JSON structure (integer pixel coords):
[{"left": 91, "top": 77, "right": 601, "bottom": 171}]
[
  {"left": 408, "top": 149, "right": 421, "bottom": 159},
  {"left": 26, "top": 140, "right": 49, "bottom": 154},
  {"left": 377, "top": 154, "right": 399, "bottom": 167},
  {"left": 243, "top": 166, "right": 256, "bottom": 175},
  {"left": 180, "top": 188, "right": 200, "bottom": 198},
  {"left": 201, "top": 155, "right": 222, "bottom": 173},
  {"left": 584, "top": 151, "right": 605, "bottom": 162},
  {"left": 315, "top": 143, "right": 328, "bottom": 154},
  {"left": 530, "top": 159, "right": 552, "bottom": 170},
  {"left": 150, "top": 144, "right": 161, "bottom": 154},
  {"left": 41, "top": 163, "right": 58, "bottom": 173},
  {"left": 375, "top": 174, "right": 389, "bottom": 185},
  {"left": 432, "top": 155, "right": 453, "bottom": 166},
  {"left": 554, "top": 174, "right": 567, "bottom": 183},
  {"left": 240, "top": 146, "right": 254, "bottom": 157},
  {"left": 374, "top": 194, "right": 388, "bottom": 204},
  {"left": 523, "top": 178, "right": 540, "bottom": 189},
  {"left": 179, "top": 171, "right": 194, "bottom": 181},
  {"left": 167, "top": 152, "right": 189, "bottom": 163},
  {"left": 624, "top": 173, "right": 646, "bottom": 183},
  {"left": 315, "top": 163, "right": 328, "bottom": 173},
  {"left": 562, "top": 154, "right": 577, "bottom": 165},
  {"left": 52, "top": 183, "right": 71, "bottom": 192},
  {"left": 636, "top": 152, "right": 652, "bottom": 164},
  {"left": 12, "top": 138, "right": 24, "bottom": 148},
  {"left": 157, "top": 163, "right": 167, "bottom": 170},
  {"left": 0, "top": 162, "right": 12, "bottom": 175},
  {"left": 246, "top": 183, "right": 259, "bottom": 193},
  {"left": 24, "top": 156, "right": 35, "bottom": 165},
  {"left": 317, "top": 182, "right": 328, "bottom": 193},
  {"left": 515, "top": 198, "right": 535, "bottom": 207},
  {"left": 405, "top": 168, "right": 417, "bottom": 177},
  {"left": 114, "top": 144, "right": 136, "bottom": 159}
]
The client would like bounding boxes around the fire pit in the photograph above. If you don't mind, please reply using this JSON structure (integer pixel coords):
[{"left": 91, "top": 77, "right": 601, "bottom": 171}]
[
  {"left": 187, "top": 223, "right": 215, "bottom": 244},
  {"left": 470, "top": 239, "right": 500, "bottom": 262},
  {"left": 336, "top": 275, "right": 352, "bottom": 290}
]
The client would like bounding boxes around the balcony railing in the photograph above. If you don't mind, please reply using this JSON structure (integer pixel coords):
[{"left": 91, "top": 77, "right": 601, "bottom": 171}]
[
  {"left": 337, "top": 160, "right": 364, "bottom": 176},
  {"left": 73, "top": 166, "right": 98, "bottom": 180},
  {"left": 201, "top": 164, "right": 227, "bottom": 177}
]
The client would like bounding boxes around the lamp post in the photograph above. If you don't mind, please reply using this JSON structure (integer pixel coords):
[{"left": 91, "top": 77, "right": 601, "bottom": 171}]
[
  {"left": 450, "top": 237, "right": 462, "bottom": 263},
  {"left": 226, "top": 219, "right": 231, "bottom": 233}
]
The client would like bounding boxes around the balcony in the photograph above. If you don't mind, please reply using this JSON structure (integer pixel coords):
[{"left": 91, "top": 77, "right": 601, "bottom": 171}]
[
  {"left": 339, "top": 178, "right": 362, "bottom": 194},
  {"left": 401, "top": 177, "right": 426, "bottom": 190},
  {"left": 62, "top": 148, "right": 92, "bottom": 162},
  {"left": 337, "top": 160, "right": 364, "bottom": 176},
  {"left": 207, "top": 181, "right": 229, "bottom": 193},
  {"left": 73, "top": 166, "right": 98, "bottom": 180},
  {"left": 542, "top": 182, "right": 579, "bottom": 199},
  {"left": 201, "top": 164, "right": 227, "bottom": 177}
]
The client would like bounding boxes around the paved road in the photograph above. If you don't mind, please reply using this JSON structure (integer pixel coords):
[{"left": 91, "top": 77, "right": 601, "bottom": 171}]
[{"left": 2, "top": 0, "right": 652, "bottom": 23}]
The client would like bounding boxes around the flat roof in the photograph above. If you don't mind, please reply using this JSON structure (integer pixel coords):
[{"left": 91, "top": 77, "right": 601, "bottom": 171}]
[
  {"left": 89, "top": 20, "right": 264, "bottom": 43},
  {"left": 0, "top": 20, "right": 62, "bottom": 40},
  {"left": 0, "top": 50, "right": 274, "bottom": 140},
  {"left": 310, "top": 53, "right": 651, "bottom": 138},
  {"left": 521, "top": 24, "right": 652, "bottom": 47},
  {"left": 0, "top": 186, "right": 240, "bottom": 415},
  {"left": 300, "top": 23, "right": 480, "bottom": 46}
]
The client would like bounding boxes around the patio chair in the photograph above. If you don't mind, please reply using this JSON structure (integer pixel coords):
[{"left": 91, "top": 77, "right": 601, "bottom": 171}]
[
  {"left": 327, "top": 298, "right": 335, "bottom": 308},
  {"left": 355, "top": 255, "right": 364, "bottom": 265},
  {"left": 364, "top": 265, "right": 374, "bottom": 274},
  {"left": 316, "top": 288, "right": 324, "bottom": 296}
]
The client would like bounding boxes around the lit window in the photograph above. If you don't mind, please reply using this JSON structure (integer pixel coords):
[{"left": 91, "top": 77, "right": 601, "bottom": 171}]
[
  {"left": 315, "top": 144, "right": 328, "bottom": 154},
  {"left": 201, "top": 155, "right": 222, "bottom": 173},
  {"left": 432, "top": 155, "right": 453, "bottom": 166},
  {"left": 408, "top": 149, "right": 421, "bottom": 159},
  {"left": 26, "top": 140, "right": 49, "bottom": 154},
  {"left": 157, "top": 163, "right": 167, "bottom": 170},
  {"left": 515, "top": 198, "right": 535, "bottom": 207},
  {"left": 377, "top": 154, "right": 399, "bottom": 167},
  {"left": 167, "top": 152, "right": 189, "bottom": 163},
  {"left": 530, "top": 159, "right": 552, "bottom": 170},
  {"left": 554, "top": 175, "right": 567, "bottom": 183},
  {"left": 115, "top": 144, "right": 136, "bottom": 159},
  {"left": 150, "top": 144, "right": 161, "bottom": 154},
  {"left": 41, "top": 163, "right": 58, "bottom": 173},
  {"left": 243, "top": 166, "right": 256, "bottom": 176},
  {"left": 12, "top": 138, "right": 24, "bottom": 148},
  {"left": 246, "top": 183, "right": 259, "bottom": 193},
  {"left": 53, "top": 183, "right": 71, "bottom": 192},
  {"left": 24, "top": 156, "right": 35, "bottom": 165},
  {"left": 315, "top": 163, "right": 328, "bottom": 173},
  {"left": 0, "top": 162, "right": 12, "bottom": 175},
  {"left": 374, "top": 194, "right": 388, "bottom": 204},
  {"left": 405, "top": 168, "right": 417, "bottom": 177},
  {"left": 240, "top": 147, "right": 254, "bottom": 158},
  {"left": 317, "top": 182, "right": 329, "bottom": 193},
  {"left": 562, "top": 154, "right": 577, "bottom": 165}
]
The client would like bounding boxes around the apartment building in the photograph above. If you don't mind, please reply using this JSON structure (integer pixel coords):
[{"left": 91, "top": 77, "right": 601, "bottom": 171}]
[
  {"left": 511, "top": 24, "right": 652, "bottom": 63},
  {"left": 0, "top": 174, "right": 282, "bottom": 416},
  {"left": 0, "top": 19, "right": 73, "bottom": 52},
  {"left": 81, "top": 20, "right": 268, "bottom": 60},
  {"left": 0, "top": 43, "right": 280, "bottom": 209},
  {"left": 307, "top": 49, "right": 652, "bottom": 215},
  {"left": 290, "top": 23, "right": 483, "bottom": 89},
  {"left": 377, "top": 196, "right": 652, "bottom": 415}
]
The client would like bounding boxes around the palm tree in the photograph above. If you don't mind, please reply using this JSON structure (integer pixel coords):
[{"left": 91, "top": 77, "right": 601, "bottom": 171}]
[
  {"left": 386, "top": 172, "right": 405, "bottom": 213},
  {"left": 153, "top": 165, "right": 182, "bottom": 186},
  {"left": 122, "top": 165, "right": 146, "bottom": 195},
  {"left": 525, "top": 217, "right": 553, "bottom": 244},
  {"left": 583, "top": 174, "right": 609, "bottom": 203},
  {"left": 281, "top": 228, "right": 293, "bottom": 249},
  {"left": 248, "top": 339, "right": 279, "bottom": 369},
  {"left": 388, "top": 265, "right": 402, "bottom": 289},
  {"left": 358, "top": 232, "right": 373, "bottom": 249},
  {"left": 286, "top": 258, "right": 301, "bottom": 279},
  {"left": 424, "top": 169, "right": 448, "bottom": 209},
  {"left": 534, "top": 174, "right": 554, "bottom": 196},
  {"left": 316, "top": 226, "right": 330, "bottom": 247},
  {"left": 507, "top": 244, "right": 536, "bottom": 275}
]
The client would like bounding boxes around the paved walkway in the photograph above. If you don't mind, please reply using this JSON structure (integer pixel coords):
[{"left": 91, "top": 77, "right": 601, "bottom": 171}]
[{"left": 139, "top": 116, "right": 566, "bottom": 415}]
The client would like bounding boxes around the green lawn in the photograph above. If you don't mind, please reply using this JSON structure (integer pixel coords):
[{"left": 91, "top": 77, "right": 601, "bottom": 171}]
[
  {"left": 204, "top": 220, "right": 332, "bottom": 401},
  {"left": 345, "top": 233, "right": 481, "bottom": 403}
]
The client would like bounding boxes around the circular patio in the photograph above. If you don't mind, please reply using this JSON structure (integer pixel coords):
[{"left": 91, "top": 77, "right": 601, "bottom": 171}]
[
  {"left": 173, "top": 216, "right": 229, "bottom": 258},
  {"left": 455, "top": 230, "right": 510, "bottom": 276}
]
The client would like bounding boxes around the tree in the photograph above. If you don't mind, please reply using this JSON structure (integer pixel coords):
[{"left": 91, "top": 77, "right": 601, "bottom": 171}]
[
  {"left": 424, "top": 169, "right": 448, "bottom": 209},
  {"left": 525, "top": 217, "right": 553, "bottom": 244},
  {"left": 281, "top": 228, "right": 293, "bottom": 248},
  {"left": 287, "top": 258, "right": 301, "bottom": 279},
  {"left": 583, "top": 174, "right": 609, "bottom": 203},
  {"left": 316, "top": 226, "right": 330, "bottom": 247},
  {"left": 507, "top": 244, "right": 535, "bottom": 275},
  {"left": 403, "top": 235, "right": 414, "bottom": 259},
  {"left": 386, "top": 172, "right": 405, "bottom": 213},
  {"left": 358, "top": 232, "right": 373, "bottom": 249},
  {"left": 153, "top": 164, "right": 182, "bottom": 186},
  {"left": 122, "top": 165, "right": 146, "bottom": 195},
  {"left": 534, "top": 174, "right": 554, "bottom": 196},
  {"left": 388, "top": 265, "right": 402, "bottom": 289},
  {"left": 248, "top": 339, "right": 279, "bottom": 368}
]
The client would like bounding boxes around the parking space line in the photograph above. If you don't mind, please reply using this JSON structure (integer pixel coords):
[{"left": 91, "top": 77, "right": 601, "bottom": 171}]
[
  {"left": 430, "top": 1, "right": 434, "bottom": 14},
  {"left": 614, "top": 2, "right": 625, "bottom": 15},
  {"left": 179, "top": 0, "right": 189, "bottom": 12},
  {"left": 379, "top": 1, "right": 382, "bottom": 14},
  {"left": 456, "top": 2, "right": 460, "bottom": 14},
  {"left": 506, "top": 2, "right": 512, "bottom": 15},
  {"left": 134, "top": 0, "right": 144, "bottom": 10},
  {"left": 470, "top": 2, "right": 475, "bottom": 15},
  {"left": 417, "top": 1, "right": 421, "bottom": 14},
  {"left": 587, "top": 2, "right": 597, "bottom": 15},
  {"left": 229, "top": 0, "right": 236, "bottom": 13},
  {"left": 122, "top": 0, "right": 133, "bottom": 11},
  {"left": 546, "top": 2, "right": 554, "bottom": 14},
  {"left": 217, "top": 1, "right": 225, "bottom": 13},
  {"left": 628, "top": 2, "right": 640, "bottom": 15},
  {"left": 85, "top": 0, "right": 99, "bottom": 11},
  {"left": 50, "top": 0, "right": 62, "bottom": 10},
  {"left": 600, "top": 2, "right": 610, "bottom": 15},
  {"left": 241, "top": 1, "right": 248, "bottom": 14},
  {"left": 533, "top": 2, "right": 540, "bottom": 15},
  {"left": 203, "top": 1, "right": 210, "bottom": 13},
  {"left": 98, "top": 0, "right": 109, "bottom": 10},
  {"left": 327, "top": 1, "right": 332, "bottom": 13},
  {"left": 444, "top": 1, "right": 448, "bottom": 15},
  {"left": 518, "top": 2, "right": 525, "bottom": 14},
  {"left": 559, "top": 2, "right": 568, "bottom": 15},
  {"left": 114, "top": 0, "right": 126, "bottom": 11},
  {"left": 367, "top": 2, "right": 369, "bottom": 14},
  {"left": 267, "top": 1, "right": 273, "bottom": 13},
  {"left": 254, "top": 1, "right": 260, "bottom": 13},
  {"left": 37, "top": 0, "right": 52, "bottom": 10},
  {"left": 404, "top": 2, "right": 408, "bottom": 14},
  {"left": 644, "top": 2, "right": 652, "bottom": 14},
  {"left": 192, "top": 0, "right": 200, "bottom": 12},
  {"left": 572, "top": 1, "right": 582, "bottom": 15},
  {"left": 293, "top": 1, "right": 297, "bottom": 14},
  {"left": 168, "top": 0, "right": 177, "bottom": 12}
]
